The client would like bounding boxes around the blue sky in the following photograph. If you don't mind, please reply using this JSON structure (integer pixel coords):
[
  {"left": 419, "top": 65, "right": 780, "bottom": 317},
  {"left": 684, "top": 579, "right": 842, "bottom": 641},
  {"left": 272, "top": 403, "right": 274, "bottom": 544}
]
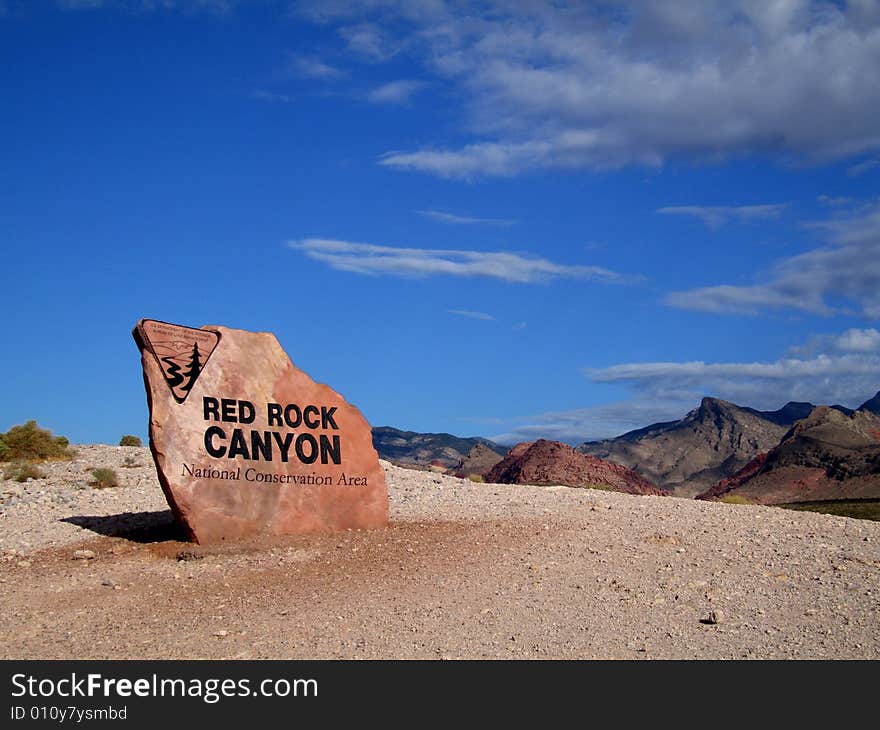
[{"left": 2, "top": 0, "right": 879, "bottom": 446}]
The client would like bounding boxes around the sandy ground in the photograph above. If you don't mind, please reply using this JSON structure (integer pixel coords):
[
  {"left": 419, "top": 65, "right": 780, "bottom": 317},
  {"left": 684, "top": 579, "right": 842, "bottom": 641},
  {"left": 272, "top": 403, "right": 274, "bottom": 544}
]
[{"left": 1, "top": 445, "right": 878, "bottom": 659}]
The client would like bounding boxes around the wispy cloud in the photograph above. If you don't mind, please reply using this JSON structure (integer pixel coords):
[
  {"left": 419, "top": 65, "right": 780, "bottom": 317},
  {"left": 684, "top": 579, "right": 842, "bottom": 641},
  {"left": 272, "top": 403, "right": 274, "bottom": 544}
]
[
  {"left": 833, "top": 328, "right": 880, "bottom": 353},
  {"left": 366, "top": 79, "right": 425, "bottom": 104},
  {"left": 590, "top": 356, "right": 880, "bottom": 386},
  {"left": 847, "top": 158, "right": 880, "bottom": 177},
  {"left": 289, "top": 238, "right": 630, "bottom": 284},
  {"left": 299, "top": 2, "right": 880, "bottom": 178},
  {"left": 489, "top": 326, "right": 880, "bottom": 444},
  {"left": 667, "top": 200, "right": 880, "bottom": 317},
  {"left": 418, "top": 209, "right": 516, "bottom": 227},
  {"left": 57, "top": 0, "right": 106, "bottom": 7},
  {"left": 489, "top": 400, "right": 690, "bottom": 445},
  {"left": 587, "top": 351, "right": 880, "bottom": 413},
  {"left": 380, "top": 140, "right": 557, "bottom": 180},
  {"left": 338, "top": 22, "right": 399, "bottom": 61},
  {"left": 289, "top": 55, "right": 347, "bottom": 81},
  {"left": 57, "top": 0, "right": 235, "bottom": 10},
  {"left": 657, "top": 204, "right": 787, "bottom": 229},
  {"left": 448, "top": 309, "right": 495, "bottom": 321},
  {"left": 790, "top": 328, "right": 880, "bottom": 356},
  {"left": 248, "top": 90, "right": 293, "bottom": 103},
  {"left": 817, "top": 194, "right": 855, "bottom": 207}
]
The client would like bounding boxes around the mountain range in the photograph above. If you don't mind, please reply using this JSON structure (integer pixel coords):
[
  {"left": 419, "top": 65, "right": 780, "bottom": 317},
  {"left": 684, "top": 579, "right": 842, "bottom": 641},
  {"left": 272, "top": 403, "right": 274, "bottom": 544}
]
[
  {"left": 374, "top": 390, "right": 880, "bottom": 505},
  {"left": 371, "top": 426, "right": 507, "bottom": 469},
  {"left": 578, "top": 397, "right": 800, "bottom": 497},
  {"left": 578, "top": 393, "right": 878, "bottom": 498},
  {"left": 696, "top": 406, "right": 880, "bottom": 504}
]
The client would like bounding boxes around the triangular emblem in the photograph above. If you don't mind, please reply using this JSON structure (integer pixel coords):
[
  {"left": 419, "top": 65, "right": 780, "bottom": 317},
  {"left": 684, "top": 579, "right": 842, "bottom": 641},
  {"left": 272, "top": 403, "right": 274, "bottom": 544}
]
[{"left": 135, "top": 319, "right": 220, "bottom": 403}]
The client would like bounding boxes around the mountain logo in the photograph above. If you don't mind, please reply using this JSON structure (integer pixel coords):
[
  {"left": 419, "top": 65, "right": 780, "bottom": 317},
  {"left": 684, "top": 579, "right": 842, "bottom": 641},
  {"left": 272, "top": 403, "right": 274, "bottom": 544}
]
[{"left": 135, "top": 319, "right": 220, "bottom": 403}]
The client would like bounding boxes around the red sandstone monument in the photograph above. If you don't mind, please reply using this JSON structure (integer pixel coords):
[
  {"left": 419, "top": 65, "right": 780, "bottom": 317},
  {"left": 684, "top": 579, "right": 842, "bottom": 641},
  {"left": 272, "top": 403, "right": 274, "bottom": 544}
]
[{"left": 133, "top": 319, "right": 389, "bottom": 543}]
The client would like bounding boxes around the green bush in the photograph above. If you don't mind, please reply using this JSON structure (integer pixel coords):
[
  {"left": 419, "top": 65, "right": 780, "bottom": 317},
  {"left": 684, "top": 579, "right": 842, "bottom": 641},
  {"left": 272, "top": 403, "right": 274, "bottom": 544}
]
[
  {"left": 89, "top": 467, "right": 120, "bottom": 489},
  {"left": 467, "top": 473, "right": 485, "bottom": 483},
  {"left": 0, "top": 421, "right": 72, "bottom": 462},
  {"left": 719, "top": 494, "right": 752, "bottom": 505},
  {"left": 3, "top": 462, "right": 46, "bottom": 482},
  {"left": 118, "top": 435, "right": 142, "bottom": 447}
]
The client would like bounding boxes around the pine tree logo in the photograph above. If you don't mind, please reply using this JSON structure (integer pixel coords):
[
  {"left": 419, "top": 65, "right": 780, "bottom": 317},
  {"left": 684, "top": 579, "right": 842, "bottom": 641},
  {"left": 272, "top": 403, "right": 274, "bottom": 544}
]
[
  {"left": 136, "top": 320, "right": 219, "bottom": 404},
  {"left": 180, "top": 342, "right": 202, "bottom": 395}
]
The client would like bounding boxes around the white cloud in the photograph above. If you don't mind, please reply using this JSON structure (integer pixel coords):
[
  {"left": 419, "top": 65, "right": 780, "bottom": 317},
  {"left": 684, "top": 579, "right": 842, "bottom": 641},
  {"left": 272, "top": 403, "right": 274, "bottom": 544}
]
[
  {"left": 847, "top": 158, "right": 880, "bottom": 177},
  {"left": 834, "top": 327, "right": 880, "bottom": 352},
  {"left": 338, "top": 22, "right": 400, "bottom": 61},
  {"left": 303, "top": 1, "right": 880, "bottom": 178},
  {"left": 380, "top": 140, "right": 555, "bottom": 180},
  {"left": 289, "top": 55, "right": 347, "bottom": 81},
  {"left": 56, "top": 0, "right": 234, "bottom": 10},
  {"left": 289, "top": 238, "right": 628, "bottom": 283},
  {"left": 418, "top": 209, "right": 516, "bottom": 227},
  {"left": 366, "top": 79, "right": 425, "bottom": 104},
  {"left": 249, "top": 90, "right": 293, "bottom": 103},
  {"left": 447, "top": 309, "right": 494, "bottom": 321},
  {"left": 57, "top": 0, "right": 106, "bottom": 7},
  {"left": 590, "top": 356, "right": 880, "bottom": 384},
  {"left": 789, "top": 327, "right": 880, "bottom": 355},
  {"left": 587, "top": 352, "right": 880, "bottom": 412},
  {"left": 489, "top": 327, "right": 880, "bottom": 444},
  {"left": 657, "top": 204, "right": 787, "bottom": 229},
  {"left": 667, "top": 200, "right": 880, "bottom": 317},
  {"left": 489, "top": 400, "right": 690, "bottom": 445},
  {"left": 817, "top": 194, "right": 855, "bottom": 207}
]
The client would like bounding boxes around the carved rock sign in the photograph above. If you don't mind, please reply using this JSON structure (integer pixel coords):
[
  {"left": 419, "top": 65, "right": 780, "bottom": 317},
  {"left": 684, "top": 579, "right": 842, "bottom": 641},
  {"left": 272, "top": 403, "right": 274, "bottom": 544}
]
[{"left": 133, "top": 319, "right": 389, "bottom": 543}]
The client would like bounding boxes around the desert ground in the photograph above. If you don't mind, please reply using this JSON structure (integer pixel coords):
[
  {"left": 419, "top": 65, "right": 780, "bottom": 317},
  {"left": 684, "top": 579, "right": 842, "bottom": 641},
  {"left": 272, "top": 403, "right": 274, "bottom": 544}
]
[{"left": 1, "top": 445, "right": 878, "bottom": 659}]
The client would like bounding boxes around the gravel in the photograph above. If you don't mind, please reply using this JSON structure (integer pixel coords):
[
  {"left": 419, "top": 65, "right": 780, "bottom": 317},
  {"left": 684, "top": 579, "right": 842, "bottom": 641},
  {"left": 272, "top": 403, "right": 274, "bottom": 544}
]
[{"left": 1, "top": 445, "right": 878, "bottom": 659}]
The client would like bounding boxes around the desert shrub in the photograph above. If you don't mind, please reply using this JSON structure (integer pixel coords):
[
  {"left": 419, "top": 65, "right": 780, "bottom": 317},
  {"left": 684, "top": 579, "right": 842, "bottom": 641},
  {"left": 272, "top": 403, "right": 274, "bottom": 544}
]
[
  {"left": 118, "top": 435, "right": 142, "bottom": 447},
  {"left": 121, "top": 456, "right": 140, "bottom": 468},
  {"left": 3, "top": 462, "right": 45, "bottom": 482},
  {"left": 467, "top": 473, "right": 485, "bottom": 483},
  {"left": 0, "top": 421, "right": 72, "bottom": 461},
  {"left": 0, "top": 437, "right": 8, "bottom": 461},
  {"left": 719, "top": 494, "right": 752, "bottom": 505},
  {"left": 89, "top": 467, "right": 120, "bottom": 489}
]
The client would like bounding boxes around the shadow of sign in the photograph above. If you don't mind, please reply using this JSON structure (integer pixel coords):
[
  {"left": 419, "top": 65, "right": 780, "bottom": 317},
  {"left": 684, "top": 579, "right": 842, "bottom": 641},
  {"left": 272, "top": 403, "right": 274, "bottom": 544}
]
[{"left": 61, "top": 510, "right": 188, "bottom": 544}]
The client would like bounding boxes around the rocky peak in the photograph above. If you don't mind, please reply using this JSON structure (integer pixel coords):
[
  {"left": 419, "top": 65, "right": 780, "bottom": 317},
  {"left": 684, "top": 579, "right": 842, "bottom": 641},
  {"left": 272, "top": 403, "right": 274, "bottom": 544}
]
[
  {"left": 859, "top": 390, "right": 880, "bottom": 416},
  {"left": 685, "top": 397, "right": 748, "bottom": 433},
  {"left": 758, "top": 401, "right": 816, "bottom": 426}
]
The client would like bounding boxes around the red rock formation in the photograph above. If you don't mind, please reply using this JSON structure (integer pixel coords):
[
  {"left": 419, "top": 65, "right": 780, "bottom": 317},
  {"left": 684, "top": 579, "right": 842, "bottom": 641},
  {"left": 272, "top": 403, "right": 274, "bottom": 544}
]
[{"left": 485, "top": 439, "right": 665, "bottom": 495}]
